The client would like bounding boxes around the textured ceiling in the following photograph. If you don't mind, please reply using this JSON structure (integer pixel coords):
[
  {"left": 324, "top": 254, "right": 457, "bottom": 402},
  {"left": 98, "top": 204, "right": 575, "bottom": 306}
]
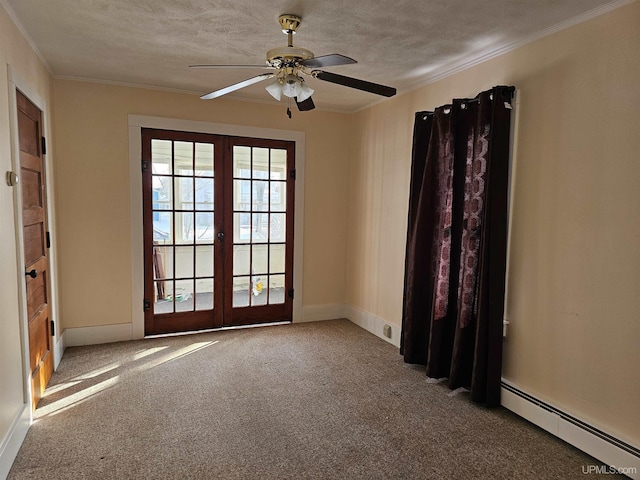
[{"left": 4, "top": 0, "right": 625, "bottom": 111}]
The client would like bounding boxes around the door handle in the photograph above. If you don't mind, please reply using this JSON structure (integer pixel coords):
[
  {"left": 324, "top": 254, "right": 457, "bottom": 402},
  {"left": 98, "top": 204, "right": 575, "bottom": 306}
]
[
  {"left": 25, "top": 269, "right": 38, "bottom": 278},
  {"left": 217, "top": 231, "right": 225, "bottom": 242}
]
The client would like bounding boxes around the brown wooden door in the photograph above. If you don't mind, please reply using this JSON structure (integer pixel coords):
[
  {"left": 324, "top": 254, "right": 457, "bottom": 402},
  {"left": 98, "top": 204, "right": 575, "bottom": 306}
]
[
  {"left": 142, "top": 129, "right": 295, "bottom": 335},
  {"left": 17, "top": 90, "right": 53, "bottom": 409},
  {"left": 224, "top": 137, "right": 295, "bottom": 327},
  {"left": 142, "top": 129, "right": 225, "bottom": 335}
]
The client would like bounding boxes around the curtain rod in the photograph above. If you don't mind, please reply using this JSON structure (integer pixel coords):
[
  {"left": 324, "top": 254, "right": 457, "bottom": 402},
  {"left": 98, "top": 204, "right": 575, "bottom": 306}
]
[{"left": 418, "top": 86, "right": 515, "bottom": 118}]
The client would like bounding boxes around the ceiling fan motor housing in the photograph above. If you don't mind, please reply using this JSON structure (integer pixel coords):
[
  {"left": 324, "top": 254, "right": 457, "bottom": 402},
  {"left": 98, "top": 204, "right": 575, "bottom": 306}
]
[{"left": 267, "top": 46, "right": 314, "bottom": 66}]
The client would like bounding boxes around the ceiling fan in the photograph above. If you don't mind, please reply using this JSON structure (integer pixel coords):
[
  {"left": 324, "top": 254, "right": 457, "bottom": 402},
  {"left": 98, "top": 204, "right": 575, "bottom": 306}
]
[{"left": 191, "top": 14, "right": 397, "bottom": 114}]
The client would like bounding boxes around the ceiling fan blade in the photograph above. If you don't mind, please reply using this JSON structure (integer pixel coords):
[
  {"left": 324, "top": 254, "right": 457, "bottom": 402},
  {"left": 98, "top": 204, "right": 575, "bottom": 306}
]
[
  {"left": 190, "top": 64, "right": 275, "bottom": 69},
  {"left": 295, "top": 96, "right": 315, "bottom": 111},
  {"left": 300, "top": 54, "right": 357, "bottom": 69},
  {"left": 200, "top": 73, "right": 274, "bottom": 100},
  {"left": 314, "top": 70, "right": 396, "bottom": 97}
]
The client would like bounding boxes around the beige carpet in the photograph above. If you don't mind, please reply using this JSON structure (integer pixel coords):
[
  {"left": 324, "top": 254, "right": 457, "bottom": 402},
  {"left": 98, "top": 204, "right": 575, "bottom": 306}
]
[{"left": 8, "top": 319, "right": 615, "bottom": 479}]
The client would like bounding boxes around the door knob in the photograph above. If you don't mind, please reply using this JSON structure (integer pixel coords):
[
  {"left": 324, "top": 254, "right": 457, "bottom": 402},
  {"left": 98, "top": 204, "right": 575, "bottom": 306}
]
[
  {"left": 25, "top": 269, "right": 38, "bottom": 278},
  {"left": 217, "top": 231, "right": 225, "bottom": 241}
]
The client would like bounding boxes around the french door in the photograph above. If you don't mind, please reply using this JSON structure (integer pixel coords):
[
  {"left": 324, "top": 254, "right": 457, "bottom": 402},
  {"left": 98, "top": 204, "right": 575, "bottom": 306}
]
[{"left": 142, "top": 129, "right": 295, "bottom": 335}]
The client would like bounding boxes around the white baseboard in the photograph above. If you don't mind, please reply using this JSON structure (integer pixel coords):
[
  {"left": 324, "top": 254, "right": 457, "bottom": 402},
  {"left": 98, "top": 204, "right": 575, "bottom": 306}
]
[
  {"left": 300, "top": 304, "right": 346, "bottom": 323},
  {"left": 0, "top": 405, "right": 30, "bottom": 480},
  {"left": 343, "top": 304, "right": 401, "bottom": 348},
  {"left": 501, "top": 380, "right": 639, "bottom": 479},
  {"left": 64, "top": 323, "right": 133, "bottom": 347},
  {"left": 57, "top": 305, "right": 392, "bottom": 344}
]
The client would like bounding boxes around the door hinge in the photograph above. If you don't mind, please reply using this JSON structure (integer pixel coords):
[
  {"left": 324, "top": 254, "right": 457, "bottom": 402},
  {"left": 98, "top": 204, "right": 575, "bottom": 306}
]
[
  {"left": 41, "top": 136, "right": 47, "bottom": 155},
  {"left": 142, "top": 159, "right": 150, "bottom": 172},
  {"left": 290, "top": 168, "right": 296, "bottom": 180},
  {"left": 46, "top": 231, "right": 51, "bottom": 249},
  {"left": 50, "top": 320, "right": 55, "bottom": 336},
  {"left": 144, "top": 299, "right": 151, "bottom": 311},
  {"left": 288, "top": 288, "right": 294, "bottom": 299}
]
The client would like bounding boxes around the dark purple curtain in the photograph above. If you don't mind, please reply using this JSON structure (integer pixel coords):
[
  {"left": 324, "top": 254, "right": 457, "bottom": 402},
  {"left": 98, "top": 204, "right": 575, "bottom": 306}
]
[{"left": 401, "top": 85, "right": 515, "bottom": 407}]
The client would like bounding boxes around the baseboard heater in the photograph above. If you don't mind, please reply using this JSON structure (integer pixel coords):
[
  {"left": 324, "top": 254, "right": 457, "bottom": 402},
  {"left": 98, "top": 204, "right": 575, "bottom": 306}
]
[{"left": 501, "top": 381, "right": 639, "bottom": 479}]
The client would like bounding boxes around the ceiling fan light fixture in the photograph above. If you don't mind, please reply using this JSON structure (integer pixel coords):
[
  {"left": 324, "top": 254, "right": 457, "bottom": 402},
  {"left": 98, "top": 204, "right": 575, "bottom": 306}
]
[
  {"left": 297, "top": 82, "right": 314, "bottom": 102},
  {"left": 281, "top": 74, "right": 303, "bottom": 98},
  {"left": 265, "top": 80, "right": 283, "bottom": 100}
]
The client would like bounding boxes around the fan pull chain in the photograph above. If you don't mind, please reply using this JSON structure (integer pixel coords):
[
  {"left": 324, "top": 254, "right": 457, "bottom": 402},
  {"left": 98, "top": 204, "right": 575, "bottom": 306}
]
[{"left": 287, "top": 97, "right": 292, "bottom": 119}]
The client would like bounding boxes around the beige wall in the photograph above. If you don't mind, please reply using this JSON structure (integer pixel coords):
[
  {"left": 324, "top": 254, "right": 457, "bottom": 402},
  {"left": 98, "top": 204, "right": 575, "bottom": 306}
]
[
  {"left": 347, "top": 2, "right": 640, "bottom": 444},
  {"left": 3, "top": 0, "right": 638, "bottom": 465},
  {"left": 0, "top": 2, "right": 53, "bottom": 460},
  {"left": 51, "top": 80, "right": 353, "bottom": 329}
]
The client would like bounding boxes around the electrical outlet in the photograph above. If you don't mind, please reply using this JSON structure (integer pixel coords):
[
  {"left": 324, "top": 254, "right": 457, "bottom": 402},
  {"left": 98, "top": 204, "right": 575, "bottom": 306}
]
[{"left": 383, "top": 324, "right": 392, "bottom": 339}]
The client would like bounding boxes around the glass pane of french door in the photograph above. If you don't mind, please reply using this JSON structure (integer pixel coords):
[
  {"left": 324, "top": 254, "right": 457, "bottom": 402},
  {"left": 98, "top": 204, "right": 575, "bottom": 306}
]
[
  {"left": 152, "top": 138, "right": 216, "bottom": 313},
  {"left": 232, "top": 146, "right": 287, "bottom": 307}
]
